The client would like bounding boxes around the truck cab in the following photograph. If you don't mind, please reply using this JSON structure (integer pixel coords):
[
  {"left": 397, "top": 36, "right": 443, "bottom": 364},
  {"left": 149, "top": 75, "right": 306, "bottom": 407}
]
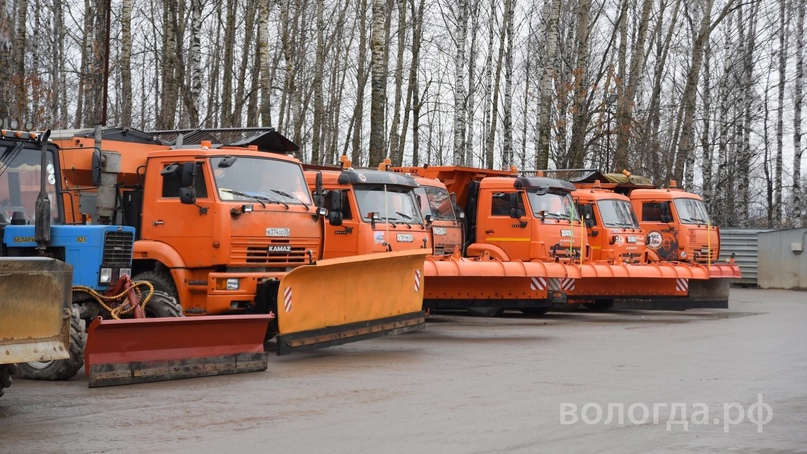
[
  {"left": 573, "top": 185, "right": 646, "bottom": 263},
  {"left": 466, "top": 176, "right": 587, "bottom": 264},
  {"left": 412, "top": 177, "right": 464, "bottom": 256},
  {"left": 306, "top": 167, "right": 431, "bottom": 259},
  {"left": 630, "top": 182, "right": 720, "bottom": 264}
]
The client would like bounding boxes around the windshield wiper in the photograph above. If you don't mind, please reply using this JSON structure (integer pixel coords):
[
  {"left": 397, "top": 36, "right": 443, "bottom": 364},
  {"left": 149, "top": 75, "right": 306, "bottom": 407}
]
[
  {"left": 395, "top": 211, "right": 423, "bottom": 228},
  {"left": 221, "top": 189, "right": 288, "bottom": 209},
  {"left": 266, "top": 188, "right": 310, "bottom": 211}
]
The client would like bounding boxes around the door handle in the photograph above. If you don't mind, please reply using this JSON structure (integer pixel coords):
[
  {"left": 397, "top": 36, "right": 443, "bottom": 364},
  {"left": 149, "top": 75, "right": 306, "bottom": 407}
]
[
  {"left": 485, "top": 229, "right": 494, "bottom": 234},
  {"left": 153, "top": 220, "right": 165, "bottom": 226}
]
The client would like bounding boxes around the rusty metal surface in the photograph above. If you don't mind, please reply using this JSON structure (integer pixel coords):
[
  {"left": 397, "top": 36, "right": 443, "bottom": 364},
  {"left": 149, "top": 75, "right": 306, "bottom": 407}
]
[{"left": 0, "top": 258, "right": 72, "bottom": 363}]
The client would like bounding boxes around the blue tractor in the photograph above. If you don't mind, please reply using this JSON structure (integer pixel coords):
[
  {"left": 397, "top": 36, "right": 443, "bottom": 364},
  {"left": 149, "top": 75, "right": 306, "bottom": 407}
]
[{"left": 0, "top": 129, "right": 180, "bottom": 380}]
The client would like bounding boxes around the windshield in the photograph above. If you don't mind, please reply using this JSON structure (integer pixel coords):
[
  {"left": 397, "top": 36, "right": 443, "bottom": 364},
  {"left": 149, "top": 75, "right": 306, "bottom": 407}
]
[
  {"left": 674, "top": 197, "right": 711, "bottom": 224},
  {"left": 354, "top": 185, "right": 423, "bottom": 224},
  {"left": 212, "top": 156, "right": 312, "bottom": 206},
  {"left": 527, "top": 191, "right": 578, "bottom": 221},
  {"left": 597, "top": 199, "right": 639, "bottom": 228},
  {"left": 0, "top": 143, "right": 58, "bottom": 224},
  {"left": 418, "top": 186, "right": 456, "bottom": 221}
]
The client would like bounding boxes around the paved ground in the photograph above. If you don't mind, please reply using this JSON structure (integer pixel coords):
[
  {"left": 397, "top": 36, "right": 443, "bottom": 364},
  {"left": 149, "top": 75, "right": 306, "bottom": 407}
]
[{"left": 1, "top": 288, "right": 805, "bottom": 453}]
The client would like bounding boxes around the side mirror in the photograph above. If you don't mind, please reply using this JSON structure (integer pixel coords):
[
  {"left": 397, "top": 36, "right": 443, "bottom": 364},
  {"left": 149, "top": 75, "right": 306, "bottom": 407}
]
[
  {"left": 91, "top": 149, "right": 102, "bottom": 186},
  {"left": 510, "top": 208, "right": 525, "bottom": 219},
  {"left": 179, "top": 186, "right": 196, "bottom": 205},
  {"left": 585, "top": 217, "right": 595, "bottom": 228},
  {"left": 424, "top": 214, "right": 433, "bottom": 225},
  {"left": 328, "top": 211, "right": 343, "bottom": 226},
  {"left": 329, "top": 189, "right": 343, "bottom": 212},
  {"left": 180, "top": 162, "right": 196, "bottom": 187}
]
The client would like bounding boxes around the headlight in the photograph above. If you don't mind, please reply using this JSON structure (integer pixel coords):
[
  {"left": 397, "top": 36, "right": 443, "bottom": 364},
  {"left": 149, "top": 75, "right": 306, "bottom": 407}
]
[
  {"left": 626, "top": 236, "right": 637, "bottom": 244},
  {"left": 119, "top": 267, "right": 132, "bottom": 278},
  {"left": 215, "top": 278, "right": 241, "bottom": 291},
  {"left": 99, "top": 268, "right": 112, "bottom": 283}
]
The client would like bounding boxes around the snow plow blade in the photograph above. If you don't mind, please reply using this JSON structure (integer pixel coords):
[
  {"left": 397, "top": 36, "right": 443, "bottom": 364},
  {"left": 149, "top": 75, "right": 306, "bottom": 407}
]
[
  {"left": 423, "top": 256, "right": 580, "bottom": 309},
  {"left": 0, "top": 258, "right": 72, "bottom": 364},
  {"left": 684, "top": 262, "right": 742, "bottom": 309},
  {"left": 570, "top": 262, "right": 712, "bottom": 310},
  {"left": 84, "top": 315, "right": 273, "bottom": 387},
  {"left": 275, "top": 249, "right": 429, "bottom": 355}
]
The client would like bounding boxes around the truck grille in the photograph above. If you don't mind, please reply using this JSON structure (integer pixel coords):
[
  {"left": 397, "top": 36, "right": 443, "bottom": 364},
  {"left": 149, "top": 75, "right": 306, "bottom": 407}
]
[
  {"left": 230, "top": 238, "right": 319, "bottom": 266},
  {"left": 103, "top": 230, "right": 134, "bottom": 265}
]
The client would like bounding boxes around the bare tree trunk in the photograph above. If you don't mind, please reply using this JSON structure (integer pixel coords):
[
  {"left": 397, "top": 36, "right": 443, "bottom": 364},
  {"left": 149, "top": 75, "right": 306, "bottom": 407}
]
[
  {"left": 120, "top": 0, "right": 133, "bottom": 126},
  {"left": 397, "top": 0, "right": 424, "bottom": 165},
  {"left": 614, "top": 0, "right": 652, "bottom": 172},
  {"left": 567, "top": 0, "right": 591, "bottom": 168},
  {"left": 502, "top": 0, "right": 514, "bottom": 168},
  {"left": 219, "top": 0, "right": 236, "bottom": 127},
  {"left": 452, "top": 0, "right": 468, "bottom": 165},
  {"left": 485, "top": 0, "right": 510, "bottom": 169},
  {"left": 258, "top": 1, "right": 272, "bottom": 127},
  {"left": 535, "top": 0, "right": 561, "bottom": 170},
  {"left": 775, "top": 0, "right": 788, "bottom": 226},
  {"left": 13, "top": 0, "right": 27, "bottom": 117},
  {"left": 701, "top": 42, "right": 713, "bottom": 207},
  {"left": 388, "top": 0, "right": 407, "bottom": 166},
  {"left": 351, "top": 0, "right": 369, "bottom": 165},
  {"left": 465, "top": 0, "right": 480, "bottom": 167},
  {"left": 794, "top": 0, "right": 805, "bottom": 226},
  {"left": 311, "top": 0, "right": 326, "bottom": 164},
  {"left": 182, "top": 0, "right": 202, "bottom": 127},
  {"left": 0, "top": 0, "right": 12, "bottom": 121},
  {"left": 369, "top": 0, "right": 387, "bottom": 166}
]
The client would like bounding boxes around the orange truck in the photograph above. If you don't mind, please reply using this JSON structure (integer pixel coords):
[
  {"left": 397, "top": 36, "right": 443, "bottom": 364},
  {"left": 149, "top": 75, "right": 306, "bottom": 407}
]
[
  {"left": 393, "top": 166, "right": 712, "bottom": 312},
  {"left": 542, "top": 169, "right": 740, "bottom": 307},
  {"left": 51, "top": 127, "right": 428, "bottom": 356},
  {"left": 306, "top": 160, "right": 576, "bottom": 316}
]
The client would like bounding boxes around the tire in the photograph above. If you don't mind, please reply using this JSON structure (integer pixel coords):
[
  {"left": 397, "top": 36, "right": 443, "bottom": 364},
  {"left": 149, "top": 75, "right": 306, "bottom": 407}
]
[
  {"left": 583, "top": 300, "right": 614, "bottom": 312},
  {"left": 520, "top": 307, "right": 550, "bottom": 316},
  {"left": 0, "top": 364, "right": 16, "bottom": 398},
  {"left": 18, "top": 307, "right": 86, "bottom": 381},
  {"left": 133, "top": 270, "right": 179, "bottom": 300},
  {"left": 467, "top": 307, "right": 504, "bottom": 317},
  {"left": 142, "top": 290, "right": 183, "bottom": 318}
]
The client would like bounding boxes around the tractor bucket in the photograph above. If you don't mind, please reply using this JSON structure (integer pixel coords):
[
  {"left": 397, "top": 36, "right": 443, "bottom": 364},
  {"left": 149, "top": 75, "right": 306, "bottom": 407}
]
[
  {"left": 423, "top": 256, "right": 580, "bottom": 309},
  {"left": 84, "top": 314, "right": 273, "bottom": 387},
  {"left": 274, "top": 249, "right": 429, "bottom": 355},
  {"left": 0, "top": 258, "right": 72, "bottom": 363}
]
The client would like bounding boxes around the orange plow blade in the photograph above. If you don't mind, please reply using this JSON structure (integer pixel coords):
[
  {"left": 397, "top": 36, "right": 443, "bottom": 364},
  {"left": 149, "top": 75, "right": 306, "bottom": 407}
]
[
  {"left": 274, "top": 249, "right": 429, "bottom": 355},
  {"left": 423, "top": 257, "right": 579, "bottom": 309},
  {"left": 84, "top": 315, "right": 273, "bottom": 387}
]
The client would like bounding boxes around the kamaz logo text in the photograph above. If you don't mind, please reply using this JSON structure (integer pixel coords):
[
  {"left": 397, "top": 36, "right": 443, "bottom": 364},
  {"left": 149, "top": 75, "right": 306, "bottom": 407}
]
[{"left": 268, "top": 245, "right": 292, "bottom": 252}]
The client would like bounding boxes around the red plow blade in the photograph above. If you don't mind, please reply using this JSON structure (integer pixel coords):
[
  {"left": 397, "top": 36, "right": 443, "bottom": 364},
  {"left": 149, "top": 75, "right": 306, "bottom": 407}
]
[{"left": 85, "top": 315, "right": 273, "bottom": 387}]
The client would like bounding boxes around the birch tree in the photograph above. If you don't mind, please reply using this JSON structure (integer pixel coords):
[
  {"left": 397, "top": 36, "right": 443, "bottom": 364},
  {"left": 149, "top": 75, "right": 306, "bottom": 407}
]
[
  {"left": 794, "top": 0, "right": 805, "bottom": 226},
  {"left": 369, "top": 0, "right": 387, "bottom": 166}
]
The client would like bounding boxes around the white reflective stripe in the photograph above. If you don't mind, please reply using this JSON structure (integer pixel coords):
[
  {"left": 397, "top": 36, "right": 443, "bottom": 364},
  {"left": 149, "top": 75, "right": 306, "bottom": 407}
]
[
  {"left": 530, "top": 277, "right": 546, "bottom": 291},
  {"left": 284, "top": 288, "right": 292, "bottom": 312},
  {"left": 414, "top": 270, "right": 422, "bottom": 292},
  {"left": 676, "top": 278, "right": 689, "bottom": 292}
]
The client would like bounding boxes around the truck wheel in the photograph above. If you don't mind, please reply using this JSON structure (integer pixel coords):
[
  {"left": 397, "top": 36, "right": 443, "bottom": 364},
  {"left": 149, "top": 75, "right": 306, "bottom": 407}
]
[
  {"left": 583, "top": 300, "right": 613, "bottom": 312},
  {"left": 467, "top": 307, "right": 504, "bottom": 317},
  {"left": 18, "top": 307, "right": 86, "bottom": 381},
  {"left": 142, "top": 290, "right": 183, "bottom": 318},
  {"left": 133, "top": 270, "right": 179, "bottom": 300},
  {"left": 520, "top": 307, "right": 550, "bottom": 316},
  {"left": 0, "top": 364, "right": 16, "bottom": 398}
]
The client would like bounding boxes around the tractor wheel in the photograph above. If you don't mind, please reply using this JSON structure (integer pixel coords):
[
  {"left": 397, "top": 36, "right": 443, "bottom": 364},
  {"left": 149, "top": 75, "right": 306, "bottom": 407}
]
[
  {"left": 18, "top": 307, "right": 86, "bottom": 381},
  {"left": 142, "top": 290, "right": 183, "bottom": 318},
  {"left": 467, "top": 307, "right": 504, "bottom": 317},
  {"left": 0, "top": 364, "right": 16, "bottom": 398},
  {"left": 520, "top": 307, "right": 550, "bottom": 316}
]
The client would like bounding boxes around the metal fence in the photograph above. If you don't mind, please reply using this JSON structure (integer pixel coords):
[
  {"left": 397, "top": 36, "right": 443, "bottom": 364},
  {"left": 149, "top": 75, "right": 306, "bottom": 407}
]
[{"left": 719, "top": 228, "right": 774, "bottom": 287}]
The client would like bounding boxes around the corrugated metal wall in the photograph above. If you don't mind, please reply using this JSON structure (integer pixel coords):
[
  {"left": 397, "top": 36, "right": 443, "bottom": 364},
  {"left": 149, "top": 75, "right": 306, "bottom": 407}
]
[
  {"left": 719, "top": 228, "right": 774, "bottom": 286},
  {"left": 757, "top": 228, "right": 807, "bottom": 290}
]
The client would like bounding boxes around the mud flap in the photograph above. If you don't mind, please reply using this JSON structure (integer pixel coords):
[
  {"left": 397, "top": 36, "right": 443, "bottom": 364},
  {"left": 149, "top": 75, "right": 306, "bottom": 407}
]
[
  {"left": 274, "top": 249, "right": 429, "bottom": 355},
  {"left": 84, "top": 315, "right": 273, "bottom": 387},
  {"left": 0, "top": 258, "right": 72, "bottom": 363}
]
